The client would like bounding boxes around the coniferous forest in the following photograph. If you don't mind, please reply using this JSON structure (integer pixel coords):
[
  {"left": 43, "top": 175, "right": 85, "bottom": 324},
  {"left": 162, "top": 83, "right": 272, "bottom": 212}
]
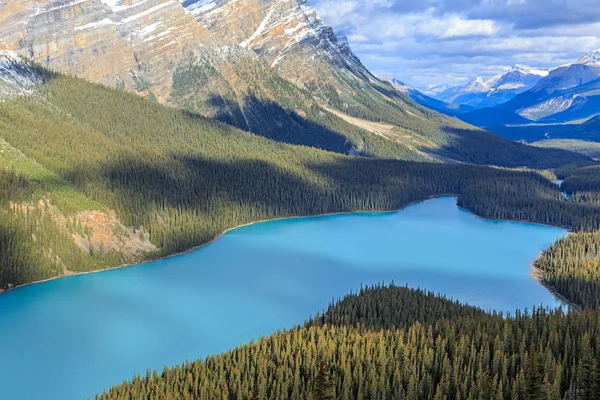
[
  {"left": 0, "top": 73, "right": 599, "bottom": 308},
  {"left": 96, "top": 284, "right": 600, "bottom": 400},
  {"left": 0, "top": 71, "right": 599, "bottom": 400}
]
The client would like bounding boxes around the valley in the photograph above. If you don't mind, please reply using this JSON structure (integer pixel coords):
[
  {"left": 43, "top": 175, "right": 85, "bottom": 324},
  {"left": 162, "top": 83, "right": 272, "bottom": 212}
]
[
  {"left": 405, "top": 50, "right": 600, "bottom": 145},
  {"left": 0, "top": 197, "right": 567, "bottom": 400},
  {"left": 0, "top": 1, "right": 599, "bottom": 399}
]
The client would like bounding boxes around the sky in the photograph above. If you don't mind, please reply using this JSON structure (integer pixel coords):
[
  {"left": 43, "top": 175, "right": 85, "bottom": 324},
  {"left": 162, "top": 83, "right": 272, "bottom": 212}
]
[{"left": 309, "top": 0, "right": 600, "bottom": 89}]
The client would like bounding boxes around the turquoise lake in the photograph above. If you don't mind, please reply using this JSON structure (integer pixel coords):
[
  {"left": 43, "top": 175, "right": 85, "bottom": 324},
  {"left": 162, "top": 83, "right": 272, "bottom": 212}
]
[{"left": 0, "top": 197, "right": 567, "bottom": 400}]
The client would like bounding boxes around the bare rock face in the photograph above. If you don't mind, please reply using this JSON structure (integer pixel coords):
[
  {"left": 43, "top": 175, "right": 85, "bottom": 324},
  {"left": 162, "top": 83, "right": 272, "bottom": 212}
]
[
  {"left": 184, "top": 0, "right": 382, "bottom": 101},
  {"left": 0, "top": 0, "right": 214, "bottom": 100}
]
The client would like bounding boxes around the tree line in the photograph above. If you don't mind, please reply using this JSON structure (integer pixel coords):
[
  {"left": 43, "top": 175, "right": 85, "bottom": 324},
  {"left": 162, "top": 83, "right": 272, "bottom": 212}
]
[
  {"left": 95, "top": 284, "right": 600, "bottom": 400},
  {"left": 0, "top": 75, "right": 599, "bottom": 301}
]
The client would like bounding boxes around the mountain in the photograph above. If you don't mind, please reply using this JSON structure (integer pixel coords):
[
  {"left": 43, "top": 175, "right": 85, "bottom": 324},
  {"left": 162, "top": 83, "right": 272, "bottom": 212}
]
[
  {"left": 1, "top": 0, "right": 577, "bottom": 166},
  {"left": 499, "top": 50, "right": 600, "bottom": 121},
  {"left": 458, "top": 107, "right": 532, "bottom": 129},
  {"left": 0, "top": 0, "right": 415, "bottom": 157},
  {"left": 0, "top": 51, "right": 45, "bottom": 98},
  {"left": 380, "top": 77, "right": 474, "bottom": 115},
  {"left": 447, "top": 65, "right": 548, "bottom": 108},
  {"left": 422, "top": 83, "right": 463, "bottom": 101}
]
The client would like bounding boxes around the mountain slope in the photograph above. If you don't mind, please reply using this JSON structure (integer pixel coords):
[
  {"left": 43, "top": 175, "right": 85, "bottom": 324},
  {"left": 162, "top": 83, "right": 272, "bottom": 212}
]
[
  {"left": 0, "top": 69, "right": 595, "bottom": 290},
  {"left": 1, "top": 0, "right": 585, "bottom": 166},
  {"left": 180, "top": 0, "right": 554, "bottom": 164},
  {"left": 499, "top": 51, "right": 600, "bottom": 121},
  {"left": 448, "top": 65, "right": 548, "bottom": 109},
  {"left": 381, "top": 77, "right": 474, "bottom": 115},
  {"left": 0, "top": 1, "right": 364, "bottom": 152}
]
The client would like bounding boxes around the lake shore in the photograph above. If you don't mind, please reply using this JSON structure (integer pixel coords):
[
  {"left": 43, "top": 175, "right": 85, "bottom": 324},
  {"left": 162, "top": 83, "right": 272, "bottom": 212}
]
[
  {"left": 0, "top": 194, "right": 571, "bottom": 304},
  {"left": 530, "top": 266, "right": 581, "bottom": 312}
]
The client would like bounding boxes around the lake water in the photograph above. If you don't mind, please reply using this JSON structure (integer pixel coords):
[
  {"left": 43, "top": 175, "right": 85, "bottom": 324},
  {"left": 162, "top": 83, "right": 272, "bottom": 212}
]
[{"left": 0, "top": 197, "right": 567, "bottom": 400}]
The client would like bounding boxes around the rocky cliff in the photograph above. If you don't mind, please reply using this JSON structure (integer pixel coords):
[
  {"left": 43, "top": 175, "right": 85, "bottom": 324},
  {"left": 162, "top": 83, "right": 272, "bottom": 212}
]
[
  {"left": 0, "top": 0, "right": 506, "bottom": 163},
  {"left": 184, "top": 0, "right": 412, "bottom": 112},
  {"left": 0, "top": 0, "right": 216, "bottom": 100}
]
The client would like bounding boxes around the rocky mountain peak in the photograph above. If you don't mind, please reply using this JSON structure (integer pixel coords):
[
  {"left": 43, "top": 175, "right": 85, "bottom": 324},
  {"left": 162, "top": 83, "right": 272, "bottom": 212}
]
[
  {"left": 511, "top": 64, "right": 549, "bottom": 76},
  {"left": 182, "top": 0, "right": 379, "bottom": 98},
  {"left": 575, "top": 49, "right": 600, "bottom": 71}
]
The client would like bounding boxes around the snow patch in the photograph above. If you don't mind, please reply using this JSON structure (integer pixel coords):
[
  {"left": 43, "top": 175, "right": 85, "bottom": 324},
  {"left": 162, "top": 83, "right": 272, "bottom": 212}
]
[
  {"left": 0, "top": 51, "right": 43, "bottom": 100},
  {"left": 120, "top": 0, "right": 177, "bottom": 23},
  {"left": 240, "top": 6, "right": 275, "bottom": 48},
  {"left": 182, "top": 0, "right": 216, "bottom": 16},
  {"left": 75, "top": 18, "right": 116, "bottom": 31}
]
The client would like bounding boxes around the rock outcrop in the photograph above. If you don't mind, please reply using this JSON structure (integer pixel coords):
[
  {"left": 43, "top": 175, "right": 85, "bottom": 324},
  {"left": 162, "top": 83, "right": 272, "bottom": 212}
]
[
  {"left": 0, "top": 0, "right": 213, "bottom": 100},
  {"left": 184, "top": 0, "right": 388, "bottom": 103}
]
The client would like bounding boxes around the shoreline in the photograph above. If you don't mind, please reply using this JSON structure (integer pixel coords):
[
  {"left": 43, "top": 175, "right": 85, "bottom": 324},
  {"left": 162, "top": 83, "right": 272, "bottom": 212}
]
[
  {"left": 1, "top": 194, "right": 448, "bottom": 294},
  {"left": 0, "top": 194, "right": 572, "bottom": 301},
  {"left": 529, "top": 265, "right": 581, "bottom": 312}
]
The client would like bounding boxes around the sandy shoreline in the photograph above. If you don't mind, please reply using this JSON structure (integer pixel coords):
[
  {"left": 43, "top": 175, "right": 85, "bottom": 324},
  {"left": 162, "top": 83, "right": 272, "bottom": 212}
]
[{"left": 0, "top": 194, "right": 574, "bottom": 308}]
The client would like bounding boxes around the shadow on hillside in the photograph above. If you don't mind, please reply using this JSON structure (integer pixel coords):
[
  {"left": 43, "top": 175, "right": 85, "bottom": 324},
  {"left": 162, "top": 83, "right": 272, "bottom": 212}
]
[
  {"left": 425, "top": 126, "right": 592, "bottom": 169},
  {"left": 208, "top": 95, "right": 353, "bottom": 154},
  {"left": 72, "top": 155, "right": 330, "bottom": 217},
  {"left": 0, "top": 224, "right": 54, "bottom": 290}
]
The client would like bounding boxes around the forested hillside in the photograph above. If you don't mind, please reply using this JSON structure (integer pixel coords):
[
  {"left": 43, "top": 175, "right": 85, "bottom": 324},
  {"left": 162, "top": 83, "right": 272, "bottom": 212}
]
[
  {"left": 0, "top": 72, "right": 599, "bottom": 292},
  {"left": 533, "top": 139, "right": 600, "bottom": 159},
  {"left": 0, "top": 73, "right": 598, "bottom": 292},
  {"left": 96, "top": 284, "right": 600, "bottom": 400},
  {"left": 532, "top": 163, "right": 600, "bottom": 309}
]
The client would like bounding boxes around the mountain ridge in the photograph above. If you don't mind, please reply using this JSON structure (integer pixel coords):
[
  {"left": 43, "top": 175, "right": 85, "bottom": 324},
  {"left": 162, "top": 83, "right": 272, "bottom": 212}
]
[
  {"left": 1, "top": 0, "right": 572, "bottom": 166},
  {"left": 443, "top": 65, "right": 549, "bottom": 108}
]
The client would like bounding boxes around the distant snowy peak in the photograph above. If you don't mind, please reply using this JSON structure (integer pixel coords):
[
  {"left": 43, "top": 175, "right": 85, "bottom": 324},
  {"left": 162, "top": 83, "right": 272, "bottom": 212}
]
[
  {"left": 573, "top": 49, "right": 600, "bottom": 71},
  {"left": 461, "top": 76, "right": 489, "bottom": 94},
  {"left": 422, "top": 84, "right": 462, "bottom": 100},
  {"left": 451, "top": 65, "right": 548, "bottom": 99},
  {"left": 379, "top": 76, "right": 412, "bottom": 94},
  {"left": 511, "top": 64, "right": 549, "bottom": 77}
]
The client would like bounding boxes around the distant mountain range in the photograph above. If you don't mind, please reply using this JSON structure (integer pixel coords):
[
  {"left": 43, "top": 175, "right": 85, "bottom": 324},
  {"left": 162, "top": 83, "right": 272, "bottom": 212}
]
[
  {"left": 429, "top": 65, "right": 549, "bottom": 109},
  {"left": 395, "top": 49, "right": 600, "bottom": 141},
  {"left": 498, "top": 50, "right": 600, "bottom": 122},
  {"left": 380, "top": 77, "right": 474, "bottom": 115}
]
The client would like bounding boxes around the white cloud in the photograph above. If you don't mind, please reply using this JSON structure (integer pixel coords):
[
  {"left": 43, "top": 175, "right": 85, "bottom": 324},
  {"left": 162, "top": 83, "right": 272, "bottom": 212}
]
[
  {"left": 417, "top": 16, "right": 498, "bottom": 38},
  {"left": 308, "top": 0, "right": 600, "bottom": 87}
]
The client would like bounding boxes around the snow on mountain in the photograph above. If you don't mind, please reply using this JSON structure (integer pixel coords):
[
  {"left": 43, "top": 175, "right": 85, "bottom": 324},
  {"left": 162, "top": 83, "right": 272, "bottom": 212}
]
[
  {"left": 573, "top": 49, "right": 600, "bottom": 72},
  {"left": 500, "top": 50, "right": 600, "bottom": 121},
  {"left": 379, "top": 76, "right": 412, "bottom": 94},
  {"left": 422, "top": 84, "right": 463, "bottom": 101},
  {"left": 446, "top": 65, "right": 548, "bottom": 108},
  {"left": 0, "top": 51, "right": 43, "bottom": 99}
]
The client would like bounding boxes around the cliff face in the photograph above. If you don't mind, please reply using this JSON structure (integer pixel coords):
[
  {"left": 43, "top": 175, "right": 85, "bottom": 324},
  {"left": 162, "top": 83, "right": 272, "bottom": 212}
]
[
  {"left": 184, "top": 0, "right": 382, "bottom": 101},
  {"left": 0, "top": 0, "right": 477, "bottom": 162},
  {"left": 0, "top": 0, "right": 216, "bottom": 100},
  {"left": 0, "top": 1, "right": 342, "bottom": 126}
]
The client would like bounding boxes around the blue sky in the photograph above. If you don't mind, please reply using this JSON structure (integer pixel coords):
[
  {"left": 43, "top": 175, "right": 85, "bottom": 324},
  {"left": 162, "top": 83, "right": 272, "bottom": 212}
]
[{"left": 309, "top": 0, "right": 600, "bottom": 88}]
